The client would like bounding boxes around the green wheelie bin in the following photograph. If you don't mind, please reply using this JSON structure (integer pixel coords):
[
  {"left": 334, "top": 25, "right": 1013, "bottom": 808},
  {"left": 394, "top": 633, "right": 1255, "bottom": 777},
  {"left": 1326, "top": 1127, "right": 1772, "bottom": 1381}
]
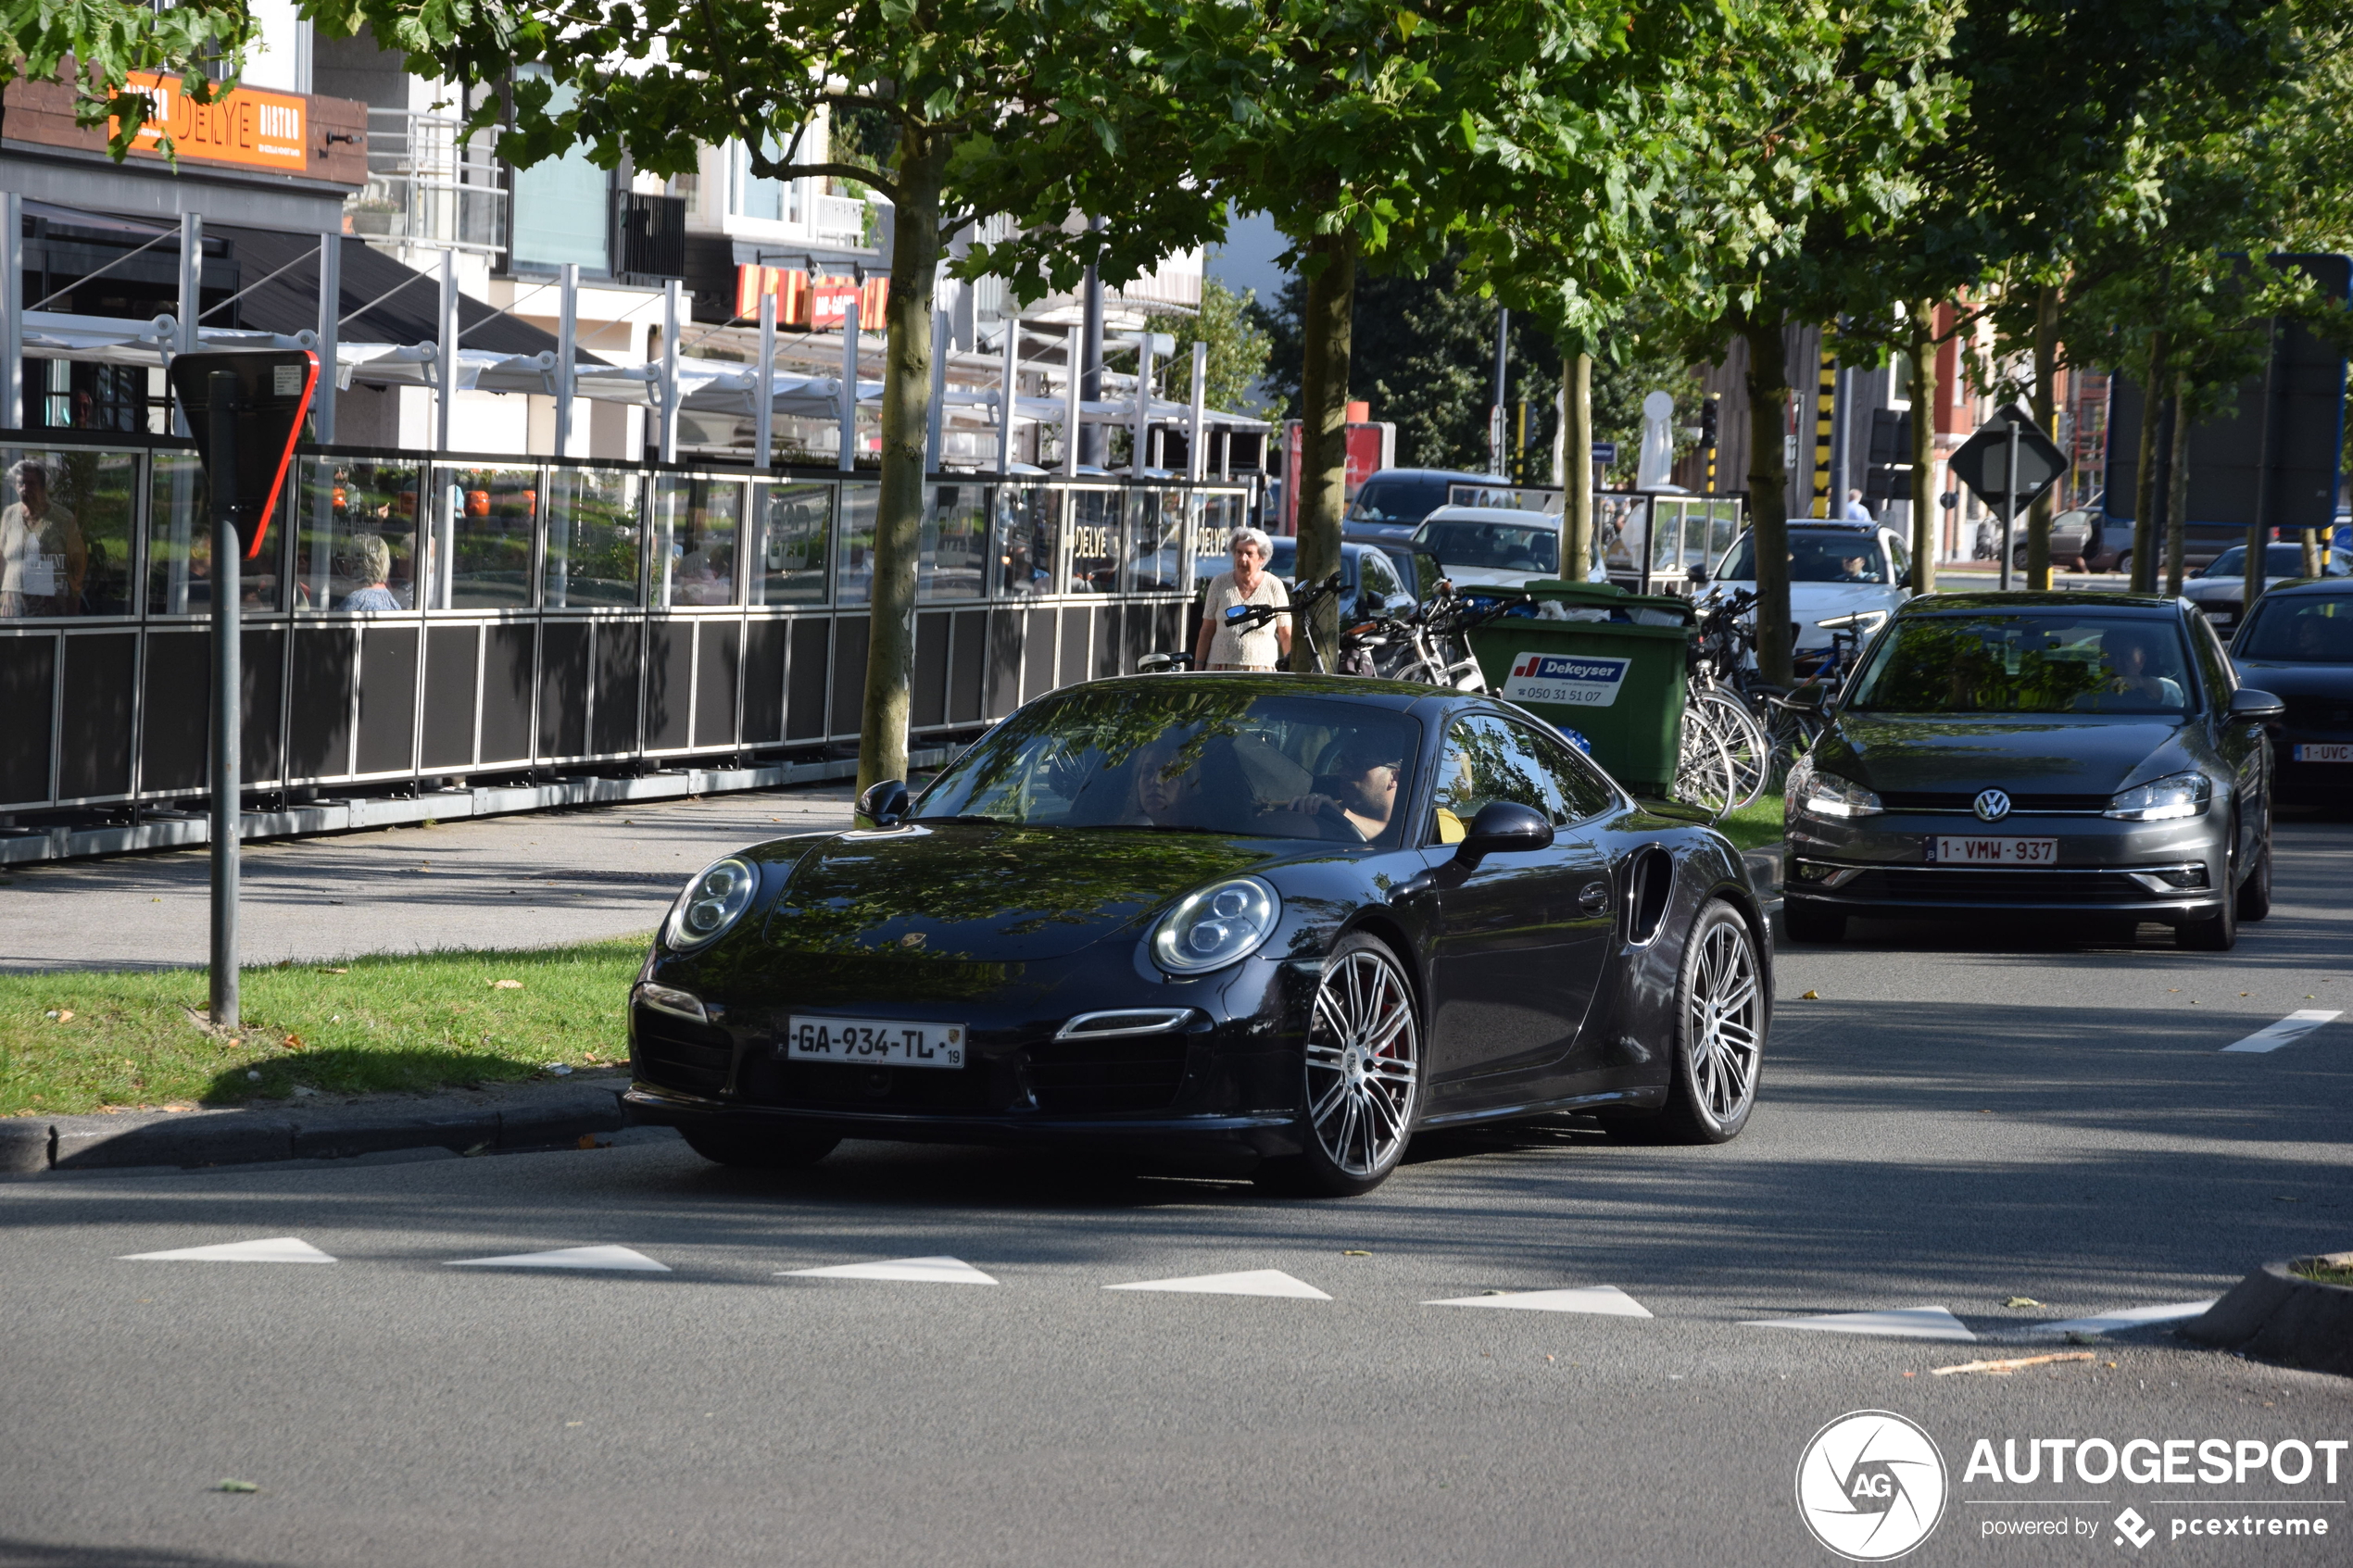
[{"left": 1462, "top": 581, "right": 1694, "bottom": 797}]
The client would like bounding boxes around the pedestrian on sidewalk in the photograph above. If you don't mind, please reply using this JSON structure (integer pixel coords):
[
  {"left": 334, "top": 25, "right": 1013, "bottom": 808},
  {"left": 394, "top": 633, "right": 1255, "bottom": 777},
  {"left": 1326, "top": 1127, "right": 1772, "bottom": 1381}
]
[{"left": 1194, "top": 528, "right": 1291, "bottom": 671}]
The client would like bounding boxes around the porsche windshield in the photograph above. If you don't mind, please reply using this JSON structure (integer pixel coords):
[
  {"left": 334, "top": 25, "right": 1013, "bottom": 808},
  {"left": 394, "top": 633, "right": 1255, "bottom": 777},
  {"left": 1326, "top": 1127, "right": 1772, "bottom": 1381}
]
[
  {"left": 914, "top": 687, "right": 1421, "bottom": 846},
  {"left": 1845, "top": 614, "right": 2196, "bottom": 715}
]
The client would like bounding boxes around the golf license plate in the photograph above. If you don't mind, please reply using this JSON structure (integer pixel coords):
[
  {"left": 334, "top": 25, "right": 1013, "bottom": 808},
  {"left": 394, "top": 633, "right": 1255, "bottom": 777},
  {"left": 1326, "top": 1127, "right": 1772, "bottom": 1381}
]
[
  {"left": 2292, "top": 744, "right": 2353, "bottom": 763},
  {"left": 1925, "top": 835, "right": 2058, "bottom": 866},
  {"left": 784, "top": 1017, "right": 966, "bottom": 1070}
]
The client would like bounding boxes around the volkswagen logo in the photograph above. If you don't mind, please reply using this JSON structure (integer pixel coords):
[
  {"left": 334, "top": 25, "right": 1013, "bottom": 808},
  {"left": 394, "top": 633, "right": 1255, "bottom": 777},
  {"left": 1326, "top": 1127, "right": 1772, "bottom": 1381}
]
[{"left": 1973, "top": 789, "right": 2011, "bottom": 822}]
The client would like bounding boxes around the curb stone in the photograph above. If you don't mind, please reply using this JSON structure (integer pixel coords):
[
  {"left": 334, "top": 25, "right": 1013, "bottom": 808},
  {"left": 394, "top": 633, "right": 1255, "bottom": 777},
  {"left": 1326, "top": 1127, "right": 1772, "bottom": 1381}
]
[
  {"left": 2180, "top": 1254, "right": 2353, "bottom": 1377},
  {"left": 10, "top": 1075, "right": 629, "bottom": 1175}
]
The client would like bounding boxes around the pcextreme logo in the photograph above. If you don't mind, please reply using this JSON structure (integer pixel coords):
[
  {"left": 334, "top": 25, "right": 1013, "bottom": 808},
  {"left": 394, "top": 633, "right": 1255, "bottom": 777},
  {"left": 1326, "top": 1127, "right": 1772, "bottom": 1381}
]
[{"left": 1796, "top": 1411, "right": 1950, "bottom": 1562}]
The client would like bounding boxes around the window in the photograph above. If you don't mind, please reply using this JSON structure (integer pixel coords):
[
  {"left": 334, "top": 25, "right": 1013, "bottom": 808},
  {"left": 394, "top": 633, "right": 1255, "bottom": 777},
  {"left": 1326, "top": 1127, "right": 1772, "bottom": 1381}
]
[
  {"left": 1126, "top": 490, "right": 1186, "bottom": 594},
  {"left": 509, "top": 69, "right": 610, "bottom": 273},
  {"left": 649, "top": 476, "right": 743, "bottom": 607},
  {"left": 2237, "top": 595, "right": 2353, "bottom": 662},
  {"left": 145, "top": 451, "right": 281, "bottom": 613},
  {"left": 993, "top": 484, "right": 1057, "bottom": 598},
  {"left": 834, "top": 483, "right": 879, "bottom": 606},
  {"left": 1886, "top": 530, "right": 1912, "bottom": 583},
  {"left": 1718, "top": 530, "right": 1894, "bottom": 584},
  {"left": 728, "top": 136, "right": 802, "bottom": 225},
  {"left": 427, "top": 465, "right": 540, "bottom": 608},
  {"left": 753, "top": 482, "right": 832, "bottom": 605},
  {"left": 1069, "top": 489, "right": 1122, "bottom": 594},
  {"left": 2189, "top": 610, "right": 2235, "bottom": 703},
  {"left": 542, "top": 469, "right": 640, "bottom": 608},
  {"left": 917, "top": 484, "right": 988, "bottom": 602},
  {"left": 1528, "top": 727, "right": 1619, "bottom": 821},
  {"left": 1416, "top": 519, "right": 1560, "bottom": 575},
  {"left": 1356, "top": 546, "right": 1405, "bottom": 609},
  {"left": 1, "top": 446, "right": 136, "bottom": 619},
  {"left": 1428, "top": 713, "right": 1577, "bottom": 844},
  {"left": 289, "top": 458, "right": 422, "bottom": 612}
]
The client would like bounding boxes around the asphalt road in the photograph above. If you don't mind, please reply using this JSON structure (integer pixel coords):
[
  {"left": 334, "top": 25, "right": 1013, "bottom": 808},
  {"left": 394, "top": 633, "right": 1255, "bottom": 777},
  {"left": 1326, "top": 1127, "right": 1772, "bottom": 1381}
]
[{"left": 1, "top": 819, "right": 2349, "bottom": 1567}]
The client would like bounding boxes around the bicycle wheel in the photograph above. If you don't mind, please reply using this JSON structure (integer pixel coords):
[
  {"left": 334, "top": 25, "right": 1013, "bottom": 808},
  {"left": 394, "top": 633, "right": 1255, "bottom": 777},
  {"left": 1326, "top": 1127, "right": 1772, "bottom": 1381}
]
[
  {"left": 1692, "top": 688, "right": 1770, "bottom": 810},
  {"left": 1673, "top": 715, "right": 1738, "bottom": 821}
]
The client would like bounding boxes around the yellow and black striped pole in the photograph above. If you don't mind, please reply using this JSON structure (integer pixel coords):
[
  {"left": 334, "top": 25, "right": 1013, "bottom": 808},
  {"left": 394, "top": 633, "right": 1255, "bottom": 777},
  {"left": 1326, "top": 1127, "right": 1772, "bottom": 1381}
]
[{"left": 1811, "top": 335, "right": 1837, "bottom": 519}]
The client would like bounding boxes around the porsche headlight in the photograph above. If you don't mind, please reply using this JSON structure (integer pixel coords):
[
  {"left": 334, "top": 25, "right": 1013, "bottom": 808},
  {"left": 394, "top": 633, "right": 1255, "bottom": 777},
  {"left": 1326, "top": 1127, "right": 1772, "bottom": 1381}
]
[
  {"left": 665, "top": 857, "right": 759, "bottom": 949},
  {"left": 1151, "top": 876, "right": 1279, "bottom": 974},
  {"left": 2105, "top": 771, "right": 2211, "bottom": 822},
  {"left": 1789, "top": 758, "right": 1883, "bottom": 820}
]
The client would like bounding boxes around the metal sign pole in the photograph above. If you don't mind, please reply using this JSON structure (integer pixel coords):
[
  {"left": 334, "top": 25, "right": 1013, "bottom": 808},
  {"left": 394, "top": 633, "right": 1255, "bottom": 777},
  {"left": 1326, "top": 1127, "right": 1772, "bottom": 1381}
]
[
  {"left": 207, "top": 370, "right": 243, "bottom": 1028},
  {"left": 555, "top": 263, "right": 579, "bottom": 458},
  {"left": 1998, "top": 420, "right": 2020, "bottom": 592},
  {"left": 173, "top": 215, "right": 203, "bottom": 437},
  {"left": 996, "top": 317, "right": 1019, "bottom": 477},
  {"left": 838, "top": 297, "right": 860, "bottom": 472},
  {"left": 313, "top": 232, "right": 341, "bottom": 443},
  {"left": 434, "top": 250, "right": 457, "bottom": 454},
  {"left": 754, "top": 288, "right": 777, "bottom": 472},
  {"left": 1, "top": 192, "right": 21, "bottom": 431}
]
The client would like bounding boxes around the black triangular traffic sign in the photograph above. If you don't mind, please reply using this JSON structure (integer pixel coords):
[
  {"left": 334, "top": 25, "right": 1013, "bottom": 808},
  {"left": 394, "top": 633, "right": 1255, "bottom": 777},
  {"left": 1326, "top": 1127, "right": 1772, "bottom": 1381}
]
[
  {"left": 1945, "top": 409, "right": 2068, "bottom": 512},
  {"left": 167, "top": 349, "right": 320, "bottom": 559}
]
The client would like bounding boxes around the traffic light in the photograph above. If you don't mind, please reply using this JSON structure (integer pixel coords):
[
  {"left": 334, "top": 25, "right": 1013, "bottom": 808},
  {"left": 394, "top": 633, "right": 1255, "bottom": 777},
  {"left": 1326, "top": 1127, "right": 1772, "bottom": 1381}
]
[{"left": 1699, "top": 395, "right": 1719, "bottom": 447}]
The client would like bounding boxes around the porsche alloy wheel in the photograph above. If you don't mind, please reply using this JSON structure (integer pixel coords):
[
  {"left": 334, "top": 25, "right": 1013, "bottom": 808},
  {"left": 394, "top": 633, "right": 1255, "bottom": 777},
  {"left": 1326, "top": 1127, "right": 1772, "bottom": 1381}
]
[
  {"left": 1293, "top": 935, "right": 1420, "bottom": 1194},
  {"left": 1634, "top": 900, "right": 1763, "bottom": 1145}
]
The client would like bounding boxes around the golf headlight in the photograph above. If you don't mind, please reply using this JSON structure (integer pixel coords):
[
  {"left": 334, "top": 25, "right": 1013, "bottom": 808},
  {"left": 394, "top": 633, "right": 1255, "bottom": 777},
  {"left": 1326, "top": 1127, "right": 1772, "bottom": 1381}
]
[
  {"left": 665, "top": 857, "right": 759, "bottom": 949},
  {"left": 2105, "top": 771, "right": 2211, "bottom": 822},
  {"left": 1790, "top": 758, "right": 1883, "bottom": 820},
  {"left": 1151, "top": 876, "right": 1279, "bottom": 973}
]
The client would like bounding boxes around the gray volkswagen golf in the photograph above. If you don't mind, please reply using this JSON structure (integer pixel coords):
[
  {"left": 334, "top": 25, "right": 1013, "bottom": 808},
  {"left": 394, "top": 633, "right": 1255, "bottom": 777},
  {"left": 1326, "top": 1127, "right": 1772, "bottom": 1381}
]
[{"left": 1781, "top": 594, "right": 2282, "bottom": 949}]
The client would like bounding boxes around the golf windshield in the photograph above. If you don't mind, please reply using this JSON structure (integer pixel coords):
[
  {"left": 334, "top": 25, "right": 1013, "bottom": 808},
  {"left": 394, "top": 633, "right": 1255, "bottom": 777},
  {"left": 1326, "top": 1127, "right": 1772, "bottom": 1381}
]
[
  {"left": 2236, "top": 595, "right": 2353, "bottom": 663},
  {"left": 914, "top": 687, "right": 1420, "bottom": 846},
  {"left": 1845, "top": 614, "right": 2196, "bottom": 715},
  {"left": 1415, "top": 520, "right": 1559, "bottom": 574},
  {"left": 1718, "top": 532, "right": 1892, "bottom": 583}
]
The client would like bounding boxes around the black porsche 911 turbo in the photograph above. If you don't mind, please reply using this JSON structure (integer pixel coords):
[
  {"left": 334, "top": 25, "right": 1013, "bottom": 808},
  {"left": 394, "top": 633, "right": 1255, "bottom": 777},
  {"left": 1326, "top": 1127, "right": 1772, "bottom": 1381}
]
[{"left": 623, "top": 676, "right": 1770, "bottom": 1195}]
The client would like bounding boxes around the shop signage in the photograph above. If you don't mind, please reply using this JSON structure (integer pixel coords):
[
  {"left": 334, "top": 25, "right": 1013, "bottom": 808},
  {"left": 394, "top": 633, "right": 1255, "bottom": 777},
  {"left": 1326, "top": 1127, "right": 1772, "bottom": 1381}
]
[
  {"left": 112, "top": 71, "right": 308, "bottom": 174},
  {"left": 735, "top": 266, "right": 892, "bottom": 330}
]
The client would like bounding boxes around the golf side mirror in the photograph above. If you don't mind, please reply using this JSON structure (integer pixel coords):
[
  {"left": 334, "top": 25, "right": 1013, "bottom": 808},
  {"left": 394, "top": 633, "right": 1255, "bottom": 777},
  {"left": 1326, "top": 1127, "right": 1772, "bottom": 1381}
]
[
  {"left": 1687, "top": 562, "right": 1709, "bottom": 587},
  {"left": 857, "top": 778, "right": 911, "bottom": 827},
  {"left": 2230, "top": 687, "right": 2285, "bottom": 721},
  {"left": 1455, "top": 800, "right": 1554, "bottom": 868}
]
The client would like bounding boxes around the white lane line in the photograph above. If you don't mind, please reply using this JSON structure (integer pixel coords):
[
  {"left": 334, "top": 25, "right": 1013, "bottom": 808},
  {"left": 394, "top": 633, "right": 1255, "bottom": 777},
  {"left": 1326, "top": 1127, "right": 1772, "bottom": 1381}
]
[
  {"left": 781, "top": 1256, "right": 999, "bottom": 1285},
  {"left": 1103, "top": 1269, "right": 1330, "bottom": 1299},
  {"left": 1426, "top": 1286, "right": 1654, "bottom": 1318},
  {"left": 447, "top": 1245, "right": 670, "bottom": 1273},
  {"left": 119, "top": 1236, "right": 336, "bottom": 1263},
  {"left": 1743, "top": 1305, "right": 1977, "bottom": 1342},
  {"left": 2025, "top": 1300, "right": 2216, "bottom": 1336},
  {"left": 2222, "top": 1010, "right": 2342, "bottom": 1053}
]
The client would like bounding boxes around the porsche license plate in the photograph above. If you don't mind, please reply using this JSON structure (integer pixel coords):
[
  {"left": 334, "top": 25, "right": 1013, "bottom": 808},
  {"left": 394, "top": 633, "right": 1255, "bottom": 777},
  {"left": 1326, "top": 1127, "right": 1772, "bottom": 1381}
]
[
  {"left": 784, "top": 1017, "right": 965, "bottom": 1069},
  {"left": 1925, "top": 835, "right": 2058, "bottom": 866},
  {"left": 2292, "top": 744, "right": 2353, "bottom": 763}
]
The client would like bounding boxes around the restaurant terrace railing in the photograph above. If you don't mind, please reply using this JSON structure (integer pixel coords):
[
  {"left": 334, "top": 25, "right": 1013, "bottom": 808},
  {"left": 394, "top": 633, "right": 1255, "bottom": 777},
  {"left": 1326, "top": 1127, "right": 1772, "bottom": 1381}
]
[{"left": 0, "top": 428, "right": 1248, "bottom": 822}]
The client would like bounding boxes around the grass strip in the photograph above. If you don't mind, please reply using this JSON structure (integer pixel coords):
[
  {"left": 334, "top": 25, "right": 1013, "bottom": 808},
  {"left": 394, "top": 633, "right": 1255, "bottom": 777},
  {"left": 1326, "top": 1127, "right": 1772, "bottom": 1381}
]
[
  {"left": 0, "top": 935, "right": 648, "bottom": 1118},
  {"left": 1714, "top": 794, "right": 1785, "bottom": 853},
  {"left": 2291, "top": 1260, "right": 2353, "bottom": 1287}
]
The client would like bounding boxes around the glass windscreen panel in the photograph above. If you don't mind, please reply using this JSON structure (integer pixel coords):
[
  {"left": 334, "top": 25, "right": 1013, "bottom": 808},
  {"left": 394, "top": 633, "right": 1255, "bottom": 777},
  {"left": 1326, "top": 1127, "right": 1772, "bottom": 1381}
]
[
  {"left": 914, "top": 686, "right": 1421, "bottom": 847},
  {"left": 425, "top": 465, "right": 542, "bottom": 609},
  {"left": 1599, "top": 495, "right": 1646, "bottom": 575},
  {"left": 992, "top": 483, "right": 1058, "bottom": 598},
  {"left": 753, "top": 482, "right": 832, "bottom": 605},
  {"left": 3, "top": 445, "right": 137, "bottom": 618},
  {"left": 289, "top": 458, "right": 422, "bottom": 612},
  {"left": 145, "top": 451, "right": 282, "bottom": 612},
  {"left": 649, "top": 475, "right": 743, "bottom": 607},
  {"left": 1068, "top": 488, "right": 1122, "bottom": 594},
  {"left": 835, "top": 482, "right": 878, "bottom": 606},
  {"left": 1847, "top": 614, "right": 2196, "bottom": 715},
  {"left": 541, "top": 468, "right": 639, "bottom": 608},
  {"left": 1192, "top": 490, "right": 1242, "bottom": 582},
  {"left": 1718, "top": 530, "right": 1893, "bottom": 584},
  {"left": 2237, "top": 595, "right": 2353, "bottom": 662},
  {"left": 1346, "top": 474, "right": 1451, "bottom": 525},
  {"left": 917, "top": 483, "right": 988, "bottom": 602},
  {"left": 2204, "top": 544, "right": 2353, "bottom": 579},
  {"left": 1126, "top": 489, "right": 1186, "bottom": 593},
  {"left": 1417, "top": 518, "right": 1560, "bottom": 575}
]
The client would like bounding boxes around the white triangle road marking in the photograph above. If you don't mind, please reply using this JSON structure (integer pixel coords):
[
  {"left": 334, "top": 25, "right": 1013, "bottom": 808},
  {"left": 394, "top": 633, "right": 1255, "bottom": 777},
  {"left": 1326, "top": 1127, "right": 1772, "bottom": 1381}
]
[
  {"left": 1743, "top": 1305, "right": 1977, "bottom": 1342},
  {"left": 1103, "top": 1269, "right": 1330, "bottom": 1299},
  {"left": 1425, "top": 1286, "right": 1654, "bottom": 1318},
  {"left": 2222, "top": 1010, "right": 2341, "bottom": 1053},
  {"left": 781, "top": 1256, "right": 999, "bottom": 1285},
  {"left": 447, "top": 1245, "right": 671, "bottom": 1273},
  {"left": 2025, "top": 1300, "right": 2217, "bottom": 1336},
  {"left": 119, "top": 1236, "right": 336, "bottom": 1263}
]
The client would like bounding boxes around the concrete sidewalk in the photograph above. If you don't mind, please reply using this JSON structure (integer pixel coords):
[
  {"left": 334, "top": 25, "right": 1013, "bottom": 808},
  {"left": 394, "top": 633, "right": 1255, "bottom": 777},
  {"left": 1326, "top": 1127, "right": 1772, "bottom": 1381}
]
[{"left": 0, "top": 785, "right": 855, "bottom": 972}]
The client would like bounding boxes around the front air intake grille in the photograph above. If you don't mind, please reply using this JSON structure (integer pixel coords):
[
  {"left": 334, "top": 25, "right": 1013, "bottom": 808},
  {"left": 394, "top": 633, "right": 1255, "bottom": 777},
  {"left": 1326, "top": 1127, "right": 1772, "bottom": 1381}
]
[
  {"left": 634, "top": 1012, "right": 733, "bottom": 1096},
  {"left": 1856, "top": 868, "right": 2150, "bottom": 902},
  {"left": 1876, "top": 790, "right": 2112, "bottom": 814},
  {"left": 1025, "top": 1033, "right": 1191, "bottom": 1114}
]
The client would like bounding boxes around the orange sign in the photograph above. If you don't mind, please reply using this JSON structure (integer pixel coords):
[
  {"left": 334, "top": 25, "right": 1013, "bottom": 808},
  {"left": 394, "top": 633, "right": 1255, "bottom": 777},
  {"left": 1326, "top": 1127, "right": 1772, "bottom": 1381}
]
[
  {"left": 735, "top": 266, "right": 889, "bottom": 330},
  {"left": 113, "top": 72, "right": 308, "bottom": 173}
]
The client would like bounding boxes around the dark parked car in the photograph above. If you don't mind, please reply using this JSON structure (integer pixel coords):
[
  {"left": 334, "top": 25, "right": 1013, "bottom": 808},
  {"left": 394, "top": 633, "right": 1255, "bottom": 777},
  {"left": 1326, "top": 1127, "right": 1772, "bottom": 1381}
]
[
  {"left": 1782, "top": 594, "right": 2281, "bottom": 949},
  {"left": 1263, "top": 537, "right": 1427, "bottom": 621},
  {"left": 2231, "top": 578, "right": 2353, "bottom": 805},
  {"left": 1341, "top": 468, "right": 1505, "bottom": 542},
  {"left": 2180, "top": 544, "right": 2353, "bottom": 633},
  {"left": 627, "top": 677, "right": 1770, "bottom": 1194}
]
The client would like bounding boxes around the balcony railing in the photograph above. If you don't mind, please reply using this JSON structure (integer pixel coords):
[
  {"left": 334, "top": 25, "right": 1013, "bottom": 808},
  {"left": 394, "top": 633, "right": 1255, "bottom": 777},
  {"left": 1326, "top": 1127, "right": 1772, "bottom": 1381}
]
[
  {"left": 812, "top": 193, "right": 869, "bottom": 247},
  {"left": 346, "top": 108, "right": 507, "bottom": 254},
  {"left": 619, "top": 193, "right": 687, "bottom": 282}
]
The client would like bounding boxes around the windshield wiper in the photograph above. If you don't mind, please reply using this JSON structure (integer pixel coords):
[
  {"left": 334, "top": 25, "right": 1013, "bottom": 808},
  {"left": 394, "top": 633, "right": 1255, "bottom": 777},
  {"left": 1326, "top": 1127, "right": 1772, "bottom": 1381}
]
[{"left": 917, "top": 813, "right": 1006, "bottom": 824}]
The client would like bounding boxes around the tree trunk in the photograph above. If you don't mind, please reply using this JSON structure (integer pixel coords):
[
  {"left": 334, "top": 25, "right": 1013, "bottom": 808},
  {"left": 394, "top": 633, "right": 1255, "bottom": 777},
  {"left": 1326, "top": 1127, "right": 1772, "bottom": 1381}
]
[
  {"left": 2130, "top": 329, "right": 2167, "bottom": 595},
  {"left": 857, "top": 124, "right": 947, "bottom": 800},
  {"left": 2026, "top": 283, "right": 2058, "bottom": 589},
  {"left": 1293, "top": 227, "right": 1356, "bottom": 670},
  {"left": 1741, "top": 314, "right": 1793, "bottom": 684},
  {"left": 1907, "top": 302, "right": 1938, "bottom": 596},
  {"left": 1564, "top": 350, "right": 1593, "bottom": 581},
  {"left": 2164, "top": 374, "right": 2191, "bottom": 596}
]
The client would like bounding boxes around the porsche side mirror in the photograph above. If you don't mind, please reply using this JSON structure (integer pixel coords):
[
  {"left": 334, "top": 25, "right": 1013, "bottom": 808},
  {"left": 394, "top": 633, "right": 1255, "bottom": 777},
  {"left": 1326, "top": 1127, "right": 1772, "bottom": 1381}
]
[
  {"left": 1776, "top": 684, "right": 1830, "bottom": 710},
  {"left": 1455, "top": 800, "right": 1554, "bottom": 868},
  {"left": 2230, "top": 687, "right": 2285, "bottom": 721},
  {"left": 857, "top": 778, "right": 911, "bottom": 827}
]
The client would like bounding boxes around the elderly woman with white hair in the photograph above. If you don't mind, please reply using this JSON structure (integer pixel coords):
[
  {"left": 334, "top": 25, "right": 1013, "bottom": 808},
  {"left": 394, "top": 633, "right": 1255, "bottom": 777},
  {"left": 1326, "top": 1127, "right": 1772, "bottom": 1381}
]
[
  {"left": 0, "top": 458, "right": 84, "bottom": 618},
  {"left": 1192, "top": 526, "right": 1291, "bottom": 671}
]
